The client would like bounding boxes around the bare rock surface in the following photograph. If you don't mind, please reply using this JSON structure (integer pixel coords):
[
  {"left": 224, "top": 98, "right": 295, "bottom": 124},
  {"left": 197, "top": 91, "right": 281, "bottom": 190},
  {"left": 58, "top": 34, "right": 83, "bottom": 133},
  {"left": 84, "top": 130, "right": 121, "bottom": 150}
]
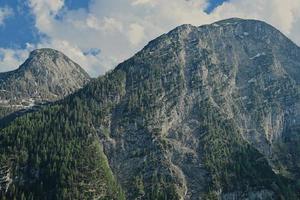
[{"left": 0, "top": 48, "right": 90, "bottom": 119}]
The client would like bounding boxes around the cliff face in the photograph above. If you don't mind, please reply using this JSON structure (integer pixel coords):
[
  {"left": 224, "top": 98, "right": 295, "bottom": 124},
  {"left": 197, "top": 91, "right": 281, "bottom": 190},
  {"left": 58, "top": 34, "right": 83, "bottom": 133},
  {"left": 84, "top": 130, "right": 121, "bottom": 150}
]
[
  {"left": 97, "top": 18, "right": 300, "bottom": 199},
  {"left": 0, "top": 18, "right": 300, "bottom": 199},
  {"left": 0, "top": 48, "right": 90, "bottom": 119}
]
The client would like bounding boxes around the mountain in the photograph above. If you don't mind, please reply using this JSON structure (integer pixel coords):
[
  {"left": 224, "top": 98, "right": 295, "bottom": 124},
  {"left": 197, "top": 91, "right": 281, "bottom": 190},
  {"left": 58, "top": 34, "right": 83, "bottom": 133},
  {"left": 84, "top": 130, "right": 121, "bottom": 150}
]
[
  {"left": 0, "top": 48, "right": 90, "bottom": 120},
  {"left": 1, "top": 18, "right": 300, "bottom": 199}
]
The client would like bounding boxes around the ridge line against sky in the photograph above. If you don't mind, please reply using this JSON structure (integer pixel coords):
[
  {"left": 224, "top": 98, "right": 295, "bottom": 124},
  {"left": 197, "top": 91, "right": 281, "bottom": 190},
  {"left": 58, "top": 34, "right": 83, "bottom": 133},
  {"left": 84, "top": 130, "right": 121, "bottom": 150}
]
[{"left": 0, "top": 0, "right": 300, "bottom": 77}]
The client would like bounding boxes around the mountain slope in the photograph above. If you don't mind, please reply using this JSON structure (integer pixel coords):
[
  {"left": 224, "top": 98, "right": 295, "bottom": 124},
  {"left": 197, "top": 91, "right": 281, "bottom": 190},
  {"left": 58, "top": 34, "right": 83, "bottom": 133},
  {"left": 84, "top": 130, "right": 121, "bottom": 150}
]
[
  {"left": 0, "top": 48, "right": 90, "bottom": 120},
  {"left": 1, "top": 18, "right": 300, "bottom": 199}
]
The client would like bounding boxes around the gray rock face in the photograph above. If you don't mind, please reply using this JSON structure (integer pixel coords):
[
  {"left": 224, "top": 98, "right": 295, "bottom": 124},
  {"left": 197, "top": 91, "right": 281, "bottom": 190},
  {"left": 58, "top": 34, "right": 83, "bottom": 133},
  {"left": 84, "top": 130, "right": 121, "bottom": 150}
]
[
  {"left": 92, "top": 18, "right": 300, "bottom": 199},
  {"left": 0, "top": 48, "right": 90, "bottom": 119}
]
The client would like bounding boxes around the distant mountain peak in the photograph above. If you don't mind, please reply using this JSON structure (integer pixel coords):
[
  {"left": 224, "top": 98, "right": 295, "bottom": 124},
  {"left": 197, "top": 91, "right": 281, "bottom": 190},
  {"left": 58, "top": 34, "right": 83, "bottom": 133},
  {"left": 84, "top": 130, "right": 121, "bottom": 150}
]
[
  {"left": 19, "top": 48, "right": 85, "bottom": 72},
  {"left": 214, "top": 17, "right": 246, "bottom": 23},
  {"left": 0, "top": 48, "right": 90, "bottom": 119},
  {"left": 29, "top": 48, "right": 62, "bottom": 55}
]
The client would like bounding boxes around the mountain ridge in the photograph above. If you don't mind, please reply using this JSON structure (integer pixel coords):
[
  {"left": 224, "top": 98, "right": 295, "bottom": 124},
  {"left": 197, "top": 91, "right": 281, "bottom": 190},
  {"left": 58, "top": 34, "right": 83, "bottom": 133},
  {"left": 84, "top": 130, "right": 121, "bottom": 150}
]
[{"left": 1, "top": 18, "right": 300, "bottom": 199}]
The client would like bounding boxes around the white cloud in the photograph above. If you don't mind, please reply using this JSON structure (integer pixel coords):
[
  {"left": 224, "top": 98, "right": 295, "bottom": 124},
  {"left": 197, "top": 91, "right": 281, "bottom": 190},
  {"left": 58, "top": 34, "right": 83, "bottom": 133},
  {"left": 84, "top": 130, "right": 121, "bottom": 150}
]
[
  {"left": 2, "top": 0, "right": 300, "bottom": 77},
  {"left": 0, "top": 6, "right": 13, "bottom": 26},
  {"left": 28, "top": 0, "right": 64, "bottom": 14},
  {"left": 211, "top": 0, "right": 300, "bottom": 36},
  {"left": 127, "top": 23, "right": 145, "bottom": 46},
  {"left": 131, "top": 0, "right": 158, "bottom": 6},
  {"left": 86, "top": 16, "right": 123, "bottom": 32},
  {"left": 28, "top": 0, "right": 64, "bottom": 33},
  {"left": 86, "top": 15, "right": 102, "bottom": 30},
  {"left": 0, "top": 48, "right": 30, "bottom": 72}
]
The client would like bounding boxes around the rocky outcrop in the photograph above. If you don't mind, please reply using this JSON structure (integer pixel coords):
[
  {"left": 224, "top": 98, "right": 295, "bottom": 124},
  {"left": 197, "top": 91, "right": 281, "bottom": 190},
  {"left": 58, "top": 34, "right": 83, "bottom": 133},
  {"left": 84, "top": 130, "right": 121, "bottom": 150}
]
[
  {"left": 96, "top": 18, "right": 300, "bottom": 199},
  {"left": 0, "top": 48, "right": 90, "bottom": 119}
]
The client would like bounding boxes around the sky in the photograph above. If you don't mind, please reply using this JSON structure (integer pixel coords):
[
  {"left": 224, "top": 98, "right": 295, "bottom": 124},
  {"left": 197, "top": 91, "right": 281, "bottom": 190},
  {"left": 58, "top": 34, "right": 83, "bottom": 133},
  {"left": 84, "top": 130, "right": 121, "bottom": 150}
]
[{"left": 0, "top": 0, "right": 300, "bottom": 77}]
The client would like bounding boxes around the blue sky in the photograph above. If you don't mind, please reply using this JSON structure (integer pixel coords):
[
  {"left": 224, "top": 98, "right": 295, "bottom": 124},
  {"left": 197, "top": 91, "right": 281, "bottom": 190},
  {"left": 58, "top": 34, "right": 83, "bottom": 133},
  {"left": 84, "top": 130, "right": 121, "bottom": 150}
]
[
  {"left": 0, "top": 0, "right": 299, "bottom": 76},
  {"left": 0, "top": 0, "right": 225, "bottom": 49},
  {"left": 0, "top": 0, "right": 91, "bottom": 49},
  {"left": 205, "top": 0, "right": 228, "bottom": 13},
  {"left": 0, "top": 0, "right": 39, "bottom": 49}
]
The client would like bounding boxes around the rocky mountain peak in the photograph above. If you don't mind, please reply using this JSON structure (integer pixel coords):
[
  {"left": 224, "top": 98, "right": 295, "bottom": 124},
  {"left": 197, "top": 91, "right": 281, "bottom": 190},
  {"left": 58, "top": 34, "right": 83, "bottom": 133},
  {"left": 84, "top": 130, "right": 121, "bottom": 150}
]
[
  {"left": 28, "top": 48, "right": 63, "bottom": 57},
  {"left": 19, "top": 48, "right": 88, "bottom": 75},
  {"left": 100, "top": 18, "right": 300, "bottom": 199},
  {"left": 0, "top": 48, "right": 90, "bottom": 119}
]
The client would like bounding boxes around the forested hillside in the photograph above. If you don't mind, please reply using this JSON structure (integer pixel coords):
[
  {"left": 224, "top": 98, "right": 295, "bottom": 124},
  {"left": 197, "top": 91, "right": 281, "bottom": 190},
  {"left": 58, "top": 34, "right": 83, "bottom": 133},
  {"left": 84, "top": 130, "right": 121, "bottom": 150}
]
[{"left": 1, "top": 18, "right": 300, "bottom": 199}]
